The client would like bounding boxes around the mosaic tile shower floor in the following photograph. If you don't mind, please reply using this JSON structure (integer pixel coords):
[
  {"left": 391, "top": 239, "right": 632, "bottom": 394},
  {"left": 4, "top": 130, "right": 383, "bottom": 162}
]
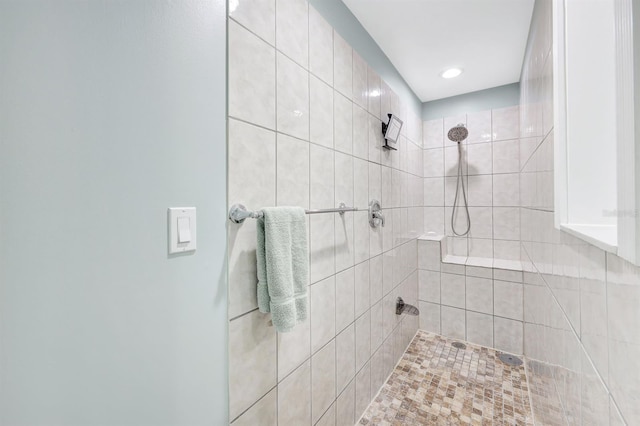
[{"left": 359, "top": 331, "right": 534, "bottom": 425}]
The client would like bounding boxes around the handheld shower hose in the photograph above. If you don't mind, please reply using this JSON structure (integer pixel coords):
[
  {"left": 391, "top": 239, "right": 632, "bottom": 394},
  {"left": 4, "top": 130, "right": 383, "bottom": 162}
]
[{"left": 447, "top": 124, "right": 471, "bottom": 236}]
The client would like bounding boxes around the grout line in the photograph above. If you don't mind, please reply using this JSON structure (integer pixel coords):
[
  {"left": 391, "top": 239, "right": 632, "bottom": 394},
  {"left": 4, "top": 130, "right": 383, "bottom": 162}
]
[{"left": 274, "top": 2, "right": 279, "bottom": 423}]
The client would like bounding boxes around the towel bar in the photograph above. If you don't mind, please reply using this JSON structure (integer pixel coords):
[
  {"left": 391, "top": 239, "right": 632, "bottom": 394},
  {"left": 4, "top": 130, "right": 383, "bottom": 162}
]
[{"left": 229, "top": 203, "right": 359, "bottom": 224}]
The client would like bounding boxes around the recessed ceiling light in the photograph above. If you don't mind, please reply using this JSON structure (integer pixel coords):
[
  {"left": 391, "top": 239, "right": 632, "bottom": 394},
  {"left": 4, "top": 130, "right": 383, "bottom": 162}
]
[{"left": 441, "top": 68, "right": 463, "bottom": 79}]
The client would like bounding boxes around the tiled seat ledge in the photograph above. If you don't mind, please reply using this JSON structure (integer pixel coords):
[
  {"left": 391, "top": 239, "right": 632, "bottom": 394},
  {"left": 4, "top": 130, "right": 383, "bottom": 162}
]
[{"left": 418, "top": 234, "right": 523, "bottom": 272}]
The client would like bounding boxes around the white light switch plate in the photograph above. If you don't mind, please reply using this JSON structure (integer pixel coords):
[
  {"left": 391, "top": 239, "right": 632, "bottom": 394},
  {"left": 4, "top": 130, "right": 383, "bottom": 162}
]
[{"left": 168, "top": 207, "right": 196, "bottom": 254}]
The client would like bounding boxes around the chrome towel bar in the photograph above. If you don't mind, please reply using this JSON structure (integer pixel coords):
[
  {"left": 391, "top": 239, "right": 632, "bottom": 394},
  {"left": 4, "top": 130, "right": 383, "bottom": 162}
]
[{"left": 228, "top": 202, "right": 359, "bottom": 224}]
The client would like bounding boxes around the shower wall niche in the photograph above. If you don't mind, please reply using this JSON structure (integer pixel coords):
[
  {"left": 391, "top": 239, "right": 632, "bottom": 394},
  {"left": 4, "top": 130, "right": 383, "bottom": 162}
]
[{"left": 226, "top": 0, "right": 424, "bottom": 424}]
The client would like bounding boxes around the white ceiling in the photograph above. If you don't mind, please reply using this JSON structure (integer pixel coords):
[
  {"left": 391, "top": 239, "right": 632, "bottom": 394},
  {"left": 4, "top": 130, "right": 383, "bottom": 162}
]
[{"left": 342, "top": 0, "right": 535, "bottom": 102}]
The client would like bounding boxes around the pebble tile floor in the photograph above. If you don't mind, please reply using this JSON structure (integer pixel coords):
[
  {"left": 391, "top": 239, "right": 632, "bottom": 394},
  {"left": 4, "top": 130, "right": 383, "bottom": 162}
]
[{"left": 359, "top": 330, "right": 535, "bottom": 425}]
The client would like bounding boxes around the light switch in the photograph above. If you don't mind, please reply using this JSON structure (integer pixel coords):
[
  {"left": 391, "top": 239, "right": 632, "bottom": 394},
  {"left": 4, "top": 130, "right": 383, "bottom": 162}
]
[
  {"left": 177, "top": 217, "right": 191, "bottom": 243},
  {"left": 168, "top": 207, "right": 196, "bottom": 254}
]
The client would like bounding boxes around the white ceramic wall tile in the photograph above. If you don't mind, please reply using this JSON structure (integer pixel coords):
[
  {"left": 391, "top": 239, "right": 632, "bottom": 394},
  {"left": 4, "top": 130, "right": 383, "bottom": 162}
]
[
  {"left": 467, "top": 238, "right": 492, "bottom": 259},
  {"left": 352, "top": 104, "right": 369, "bottom": 160},
  {"left": 492, "top": 173, "right": 519, "bottom": 206},
  {"left": 277, "top": 318, "right": 311, "bottom": 381},
  {"left": 367, "top": 66, "right": 381, "bottom": 119},
  {"left": 352, "top": 51, "right": 367, "bottom": 109},
  {"left": 493, "top": 140, "right": 520, "bottom": 174},
  {"left": 382, "top": 252, "right": 394, "bottom": 295},
  {"left": 333, "top": 32, "right": 352, "bottom": 100},
  {"left": 228, "top": 119, "right": 276, "bottom": 317},
  {"left": 382, "top": 293, "right": 398, "bottom": 339},
  {"left": 370, "top": 301, "right": 384, "bottom": 354},
  {"left": 466, "top": 311, "right": 493, "bottom": 347},
  {"left": 369, "top": 256, "right": 383, "bottom": 305},
  {"left": 353, "top": 158, "right": 368, "bottom": 209},
  {"left": 310, "top": 144, "right": 334, "bottom": 209},
  {"left": 493, "top": 207, "right": 520, "bottom": 240},
  {"left": 467, "top": 142, "right": 492, "bottom": 175},
  {"left": 368, "top": 162, "right": 381, "bottom": 204},
  {"left": 228, "top": 21, "right": 276, "bottom": 129},
  {"left": 424, "top": 177, "right": 444, "bottom": 207},
  {"left": 355, "top": 311, "right": 371, "bottom": 371},
  {"left": 354, "top": 260, "right": 370, "bottom": 318},
  {"left": 229, "top": 311, "right": 277, "bottom": 419},
  {"left": 369, "top": 348, "right": 385, "bottom": 399},
  {"left": 424, "top": 207, "right": 445, "bottom": 236},
  {"left": 466, "top": 110, "right": 492, "bottom": 144},
  {"left": 465, "top": 276, "right": 493, "bottom": 314},
  {"left": 334, "top": 91, "right": 353, "bottom": 154},
  {"left": 380, "top": 81, "right": 391, "bottom": 122},
  {"left": 423, "top": 118, "right": 444, "bottom": 149},
  {"left": 311, "top": 276, "right": 336, "bottom": 353},
  {"left": 381, "top": 166, "right": 393, "bottom": 209},
  {"left": 353, "top": 211, "right": 370, "bottom": 264},
  {"left": 441, "top": 306, "right": 466, "bottom": 340},
  {"left": 368, "top": 114, "right": 383, "bottom": 164},
  {"left": 336, "top": 379, "right": 356, "bottom": 426},
  {"left": 467, "top": 175, "right": 493, "bottom": 206},
  {"left": 419, "top": 269, "right": 440, "bottom": 303},
  {"left": 335, "top": 268, "right": 355, "bottom": 334},
  {"left": 334, "top": 151, "right": 354, "bottom": 207},
  {"left": 311, "top": 339, "right": 336, "bottom": 424},
  {"left": 354, "top": 362, "right": 371, "bottom": 421},
  {"left": 309, "top": 6, "right": 333, "bottom": 85},
  {"left": 493, "top": 317, "right": 523, "bottom": 354},
  {"left": 494, "top": 240, "right": 520, "bottom": 261},
  {"left": 310, "top": 215, "right": 335, "bottom": 283},
  {"left": 419, "top": 301, "right": 441, "bottom": 334},
  {"left": 316, "top": 404, "right": 336, "bottom": 426},
  {"left": 336, "top": 323, "right": 356, "bottom": 395},
  {"left": 492, "top": 106, "right": 520, "bottom": 141},
  {"left": 440, "top": 272, "right": 465, "bottom": 308},
  {"left": 423, "top": 148, "right": 444, "bottom": 178},
  {"left": 493, "top": 280, "right": 523, "bottom": 320},
  {"left": 277, "top": 52, "right": 309, "bottom": 140},
  {"left": 275, "top": 0, "right": 308, "bottom": 68},
  {"left": 310, "top": 75, "right": 334, "bottom": 148},
  {"left": 277, "top": 133, "right": 310, "bottom": 208},
  {"left": 494, "top": 268, "right": 523, "bottom": 283},
  {"left": 229, "top": 0, "right": 275, "bottom": 45},
  {"left": 466, "top": 264, "right": 493, "bottom": 279},
  {"left": 232, "top": 389, "right": 277, "bottom": 426},
  {"left": 468, "top": 207, "right": 493, "bottom": 239},
  {"left": 418, "top": 239, "right": 441, "bottom": 271},
  {"left": 278, "top": 360, "right": 311, "bottom": 425}
]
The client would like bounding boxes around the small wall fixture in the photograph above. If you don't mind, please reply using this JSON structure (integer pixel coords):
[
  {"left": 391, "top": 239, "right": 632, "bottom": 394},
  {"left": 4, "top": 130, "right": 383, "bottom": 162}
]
[
  {"left": 396, "top": 297, "right": 419, "bottom": 316},
  {"left": 440, "top": 68, "right": 463, "bottom": 79},
  {"left": 381, "top": 113, "right": 403, "bottom": 150}
]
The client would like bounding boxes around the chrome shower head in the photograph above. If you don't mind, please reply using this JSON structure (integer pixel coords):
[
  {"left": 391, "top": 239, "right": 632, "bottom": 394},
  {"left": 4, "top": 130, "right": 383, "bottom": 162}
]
[{"left": 447, "top": 123, "right": 468, "bottom": 143}]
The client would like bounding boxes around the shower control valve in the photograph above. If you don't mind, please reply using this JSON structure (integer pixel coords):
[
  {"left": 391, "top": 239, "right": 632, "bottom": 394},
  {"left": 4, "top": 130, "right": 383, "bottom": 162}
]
[{"left": 369, "top": 199, "right": 384, "bottom": 228}]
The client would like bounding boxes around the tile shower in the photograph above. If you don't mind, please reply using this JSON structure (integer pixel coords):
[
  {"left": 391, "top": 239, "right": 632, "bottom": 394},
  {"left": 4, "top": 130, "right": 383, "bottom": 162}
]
[{"left": 227, "top": 0, "right": 637, "bottom": 425}]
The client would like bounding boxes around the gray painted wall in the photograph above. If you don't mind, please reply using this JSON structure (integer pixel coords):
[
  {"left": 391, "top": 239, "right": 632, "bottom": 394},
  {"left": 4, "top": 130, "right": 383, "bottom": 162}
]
[
  {"left": 309, "top": 0, "right": 422, "bottom": 113},
  {"left": 0, "top": 1, "right": 228, "bottom": 424},
  {"left": 422, "top": 83, "right": 520, "bottom": 120}
]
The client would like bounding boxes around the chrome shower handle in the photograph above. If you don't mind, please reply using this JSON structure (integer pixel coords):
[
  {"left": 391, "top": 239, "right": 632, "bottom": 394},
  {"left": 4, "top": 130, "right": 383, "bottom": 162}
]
[
  {"left": 369, "top": 199, "right": 384, "bottom": 228},
  {"left": 373, "top": 210, "right": 385, "bottom": 227}
]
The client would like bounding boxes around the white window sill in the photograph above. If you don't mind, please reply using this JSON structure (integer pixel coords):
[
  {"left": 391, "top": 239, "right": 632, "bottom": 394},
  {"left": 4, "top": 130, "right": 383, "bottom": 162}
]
[{"left": 560, "top": 223, "right": 617, "bottom": 254}]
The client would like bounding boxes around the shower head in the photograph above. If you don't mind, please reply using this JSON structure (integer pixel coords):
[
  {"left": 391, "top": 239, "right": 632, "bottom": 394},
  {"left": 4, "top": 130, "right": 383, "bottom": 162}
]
[{"left": 447, "top": 123, "right": 468, "bottom": 143}]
